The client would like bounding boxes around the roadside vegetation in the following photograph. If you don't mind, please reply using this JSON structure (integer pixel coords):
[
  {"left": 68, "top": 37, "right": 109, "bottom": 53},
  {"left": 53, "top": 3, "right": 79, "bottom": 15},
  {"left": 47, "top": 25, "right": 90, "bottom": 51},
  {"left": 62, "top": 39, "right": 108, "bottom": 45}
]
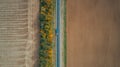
[{"left": 39, "top": 0, "right": 56, "bottom": 67}]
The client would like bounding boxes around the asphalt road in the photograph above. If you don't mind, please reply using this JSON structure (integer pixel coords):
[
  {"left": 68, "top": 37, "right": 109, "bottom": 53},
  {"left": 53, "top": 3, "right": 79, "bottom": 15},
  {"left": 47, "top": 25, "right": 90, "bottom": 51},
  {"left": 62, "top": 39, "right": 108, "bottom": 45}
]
[{"left": 67, "top": 0, "right": 120, "bottom": 67}]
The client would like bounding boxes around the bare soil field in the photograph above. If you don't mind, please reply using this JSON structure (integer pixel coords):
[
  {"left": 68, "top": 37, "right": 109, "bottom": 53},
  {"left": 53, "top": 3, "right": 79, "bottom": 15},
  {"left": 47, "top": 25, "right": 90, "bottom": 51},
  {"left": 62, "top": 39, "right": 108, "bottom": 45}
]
[{"left": 67, "top": 0, "right": 120, "bottom": 67}]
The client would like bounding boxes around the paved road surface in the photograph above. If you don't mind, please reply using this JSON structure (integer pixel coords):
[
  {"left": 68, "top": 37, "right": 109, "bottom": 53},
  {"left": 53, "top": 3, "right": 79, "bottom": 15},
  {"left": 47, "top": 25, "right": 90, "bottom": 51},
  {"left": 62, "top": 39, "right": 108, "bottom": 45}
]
[{"left": 67, "top": 0, "right": 120, "bottom": 67}]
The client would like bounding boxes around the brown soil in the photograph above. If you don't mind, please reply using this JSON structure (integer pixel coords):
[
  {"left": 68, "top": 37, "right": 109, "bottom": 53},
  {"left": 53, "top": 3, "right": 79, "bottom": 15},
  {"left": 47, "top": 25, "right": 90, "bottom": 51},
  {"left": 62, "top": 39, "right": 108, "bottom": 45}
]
[{"left": 67, "top": 0, "right": 120, "bottom": 67}]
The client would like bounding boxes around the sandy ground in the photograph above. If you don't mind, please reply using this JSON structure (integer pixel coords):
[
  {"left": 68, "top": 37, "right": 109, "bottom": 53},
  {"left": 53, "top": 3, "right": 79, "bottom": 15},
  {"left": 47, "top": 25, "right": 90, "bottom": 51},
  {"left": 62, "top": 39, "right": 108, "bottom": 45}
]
[
  {"left": 67, "top": 0, "right": 120, "bottom": 67},
  {"left": 0, "top": 0, "right": 39, "bottom": 67}
]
